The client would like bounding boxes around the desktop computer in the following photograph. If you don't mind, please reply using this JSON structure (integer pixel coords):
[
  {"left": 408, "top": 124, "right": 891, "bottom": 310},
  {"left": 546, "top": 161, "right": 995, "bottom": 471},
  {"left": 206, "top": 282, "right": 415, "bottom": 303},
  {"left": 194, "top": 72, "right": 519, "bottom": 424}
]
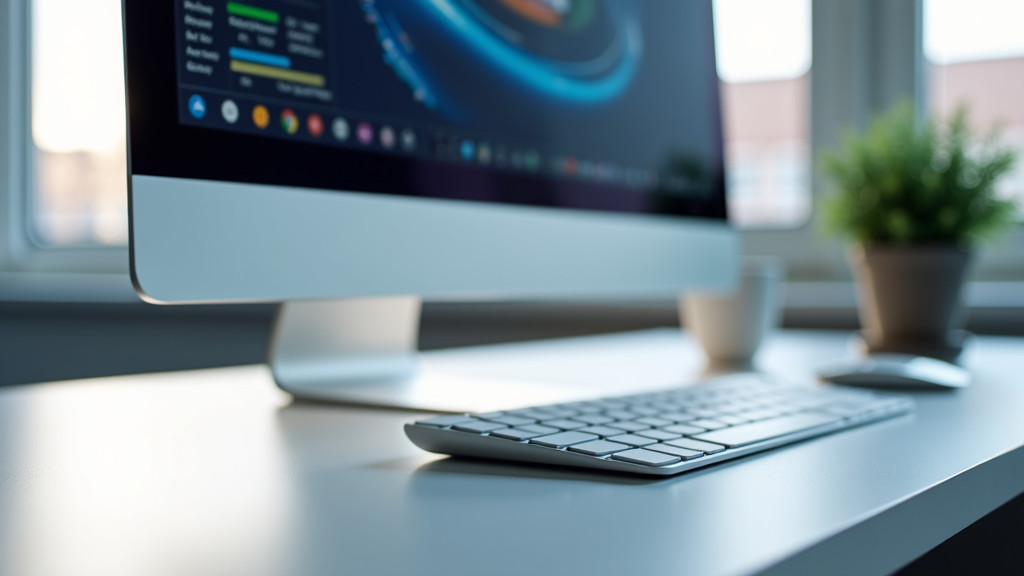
[
  {"left": 124, "top": 0, "right": 734, "bottom": 403},
  {"left": 124, "top": 0, "right": 911, "bottom": 474}
]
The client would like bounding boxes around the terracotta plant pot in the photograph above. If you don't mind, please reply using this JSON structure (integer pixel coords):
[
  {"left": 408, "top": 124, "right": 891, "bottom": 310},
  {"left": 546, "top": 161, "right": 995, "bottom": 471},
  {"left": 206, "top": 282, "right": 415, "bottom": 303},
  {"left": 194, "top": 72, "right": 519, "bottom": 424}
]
[{"left": 849, "top": 245, "right": 972, "bottom": 362}]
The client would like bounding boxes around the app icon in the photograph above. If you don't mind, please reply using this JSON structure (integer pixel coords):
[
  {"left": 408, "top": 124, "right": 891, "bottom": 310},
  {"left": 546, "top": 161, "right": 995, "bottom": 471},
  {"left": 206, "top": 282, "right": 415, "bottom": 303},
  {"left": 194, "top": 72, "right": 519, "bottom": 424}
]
[
  {"left": 524, "top": 150, "right": 541, "bottom": 172},
  {"left": 252, "top": 105, "right": 270, "bottom": 129},
  {"left": 380, "top": 126, "right": 396, "bottom": 149},
  {"left": 478, "top": 143, "right": 492, "bottom": 165},
  {"left": 564, "top": 156, "right": 578, "bottom": 176},
  {"left": 281, "top": 109, "right": 299, "bottom": 134},
  {"left": 357, "top": 122, "right": 374, "bottom": 145},
  {"left": 221, "top": 99, "right": 239, "bottom": 124},
  {"left": 333, "top": 118, "right": 350, "bottom": 141},
  {"left": 307, "top": 113, "right": 324, "bottom": 137},
  {"left": 188, "top": 94, "right": 207, "bottom": 119},
  {"left": 460, "top": 139, "right": 475, "bottom": 162},
  {"left": 580, "top": 160, "right": 595, "bottom": 178},
  {"left": 510, "top": 150, "right": 524, "bottom": 169},
  {"left": 401, "top": 129, "right": 416, "bottom": 151}
]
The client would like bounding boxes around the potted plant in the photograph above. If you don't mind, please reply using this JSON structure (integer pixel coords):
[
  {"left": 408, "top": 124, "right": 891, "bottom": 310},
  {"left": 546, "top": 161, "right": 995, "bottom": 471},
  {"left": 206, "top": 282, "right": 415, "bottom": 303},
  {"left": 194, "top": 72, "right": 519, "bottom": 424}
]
[{"left": 822, "top": 101, "right": 1018, "bottom": 361}]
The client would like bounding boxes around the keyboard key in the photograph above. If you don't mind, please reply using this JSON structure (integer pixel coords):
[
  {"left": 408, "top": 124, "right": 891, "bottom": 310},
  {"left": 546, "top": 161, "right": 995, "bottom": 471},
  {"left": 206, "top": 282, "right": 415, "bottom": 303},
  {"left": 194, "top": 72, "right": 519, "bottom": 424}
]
[
  {"left": 415, "top": 414, "right": 475, "bottom": 427},
  {"left": 716, "top": 415, "right": 751, "bottom": 426},
  {"left": 636, "top": 429, "right": 682, "bottom": 441},
  {"left": 542, "top": 419, "right": 588, "bottom": 430},
  {"left": 539, "top": 409, "right": 579, "bottom": 419},
  {"left": 485, "top": 415, "right": 537, "bottom": 427},
  {"left": 569, "top": 440, "right": 632, "bottom": 457},
  {"left": 530, "top": 431, "right": 599, "bottom": 448},
  {"left": 689, "top": 419, "right": 729, "bottom": 430},
  {"left": 659, "top": 412, "right": 697, "bottom": 423},
  {"left": 647, "top": 444, "right": 704, "bottom": 461},
  {"left": 607, "top": 421, "right": 652, "bottom": 433},
  {"left": 611, "top": 449, "right": 681, "bottom": 467},
  {"left": 628, "top": 406, "right": 661, "bottom": 416},
  {"left": 575, "top": 414, "right": 615, "bottom": 425},
  {"left": 636, "top": 417, "right": 674, "bottom": 428},
  {"left": 477, "top": 411, "right": 506, "bottom": 419},
  {"left": 518, "top": 424, "right": 561, "bottom": 435},
  {"left": 453, "top": 420, "right": 508, "bottom": 434},
  {"left": 577, "top": 425, "right": 623, "bottom": 438},
  {"left": 664, "top": 438, "right": 727, "bottom": 454},
  {"left": 511, "top": 410, "right": 558, "bottom": 421},
  {"left": 491, "top": 427, "right": 548, "bottom": 441},
  {"left": 693, "top": 413, "right": 840, "bottom": 448},
  {"left": 736, "top": 408, "right": 786, "bottom": 421},
  {"left": 606, "top": 434, "right": 658, "bottom": 447},
  {"left": 663, "top": 424, "right": 707, "bottom": 435},
  {"left": 606, "top": 410, "right": 638, "bottom": 421}
]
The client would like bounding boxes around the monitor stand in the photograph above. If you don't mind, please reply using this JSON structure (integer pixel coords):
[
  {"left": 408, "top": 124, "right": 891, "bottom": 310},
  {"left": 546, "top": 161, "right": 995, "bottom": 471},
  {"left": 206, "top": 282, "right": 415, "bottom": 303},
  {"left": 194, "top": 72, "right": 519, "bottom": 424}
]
[{"left": 269, "top": 297, "right": 690, "bottom": 414}]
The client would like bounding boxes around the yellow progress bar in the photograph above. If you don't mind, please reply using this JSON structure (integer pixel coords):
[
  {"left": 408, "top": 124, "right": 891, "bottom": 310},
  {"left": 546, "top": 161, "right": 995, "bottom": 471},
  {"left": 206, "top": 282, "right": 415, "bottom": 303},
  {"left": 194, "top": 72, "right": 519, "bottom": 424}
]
[{"left": 230, "top": 60, "right": 326, "bottom": 87}]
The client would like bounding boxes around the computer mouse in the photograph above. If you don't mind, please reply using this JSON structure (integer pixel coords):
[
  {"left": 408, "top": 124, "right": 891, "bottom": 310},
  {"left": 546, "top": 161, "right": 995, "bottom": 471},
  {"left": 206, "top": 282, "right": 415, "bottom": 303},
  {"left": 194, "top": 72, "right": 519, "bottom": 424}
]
[{"left": 817, "top": 354, "right": 970, "bottom": 390}]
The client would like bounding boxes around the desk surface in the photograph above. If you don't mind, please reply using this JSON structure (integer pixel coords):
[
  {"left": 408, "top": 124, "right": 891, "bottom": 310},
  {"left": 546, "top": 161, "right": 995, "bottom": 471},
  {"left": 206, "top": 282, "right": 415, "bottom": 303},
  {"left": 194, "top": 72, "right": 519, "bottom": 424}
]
[{"left": 2, "top": 329, "right": 1023, "bottom": 576}]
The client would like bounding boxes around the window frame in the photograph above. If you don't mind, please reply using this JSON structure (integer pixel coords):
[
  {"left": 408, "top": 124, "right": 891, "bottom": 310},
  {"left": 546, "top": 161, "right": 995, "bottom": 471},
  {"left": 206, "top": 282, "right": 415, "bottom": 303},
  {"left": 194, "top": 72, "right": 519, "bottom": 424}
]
[
  {"left": 1, "top": 0, "right": 1021, "bottom": 304},
  {"left": 1, "top": 0, "right": 123, "bottom": 271}
]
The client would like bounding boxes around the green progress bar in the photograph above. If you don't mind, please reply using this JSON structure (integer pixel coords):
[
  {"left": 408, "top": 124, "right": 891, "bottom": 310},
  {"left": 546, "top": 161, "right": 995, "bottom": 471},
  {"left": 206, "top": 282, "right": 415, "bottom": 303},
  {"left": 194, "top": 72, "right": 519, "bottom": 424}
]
[{"left": 226, "top": 2, "right": 279, "bottom": 24}]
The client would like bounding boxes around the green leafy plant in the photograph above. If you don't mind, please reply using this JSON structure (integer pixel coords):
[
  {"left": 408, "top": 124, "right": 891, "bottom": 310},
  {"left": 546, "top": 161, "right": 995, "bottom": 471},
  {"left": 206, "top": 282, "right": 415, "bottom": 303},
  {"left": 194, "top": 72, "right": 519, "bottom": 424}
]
[{"left": 821, "top": 101, "right": 1018, "bottom": 246}]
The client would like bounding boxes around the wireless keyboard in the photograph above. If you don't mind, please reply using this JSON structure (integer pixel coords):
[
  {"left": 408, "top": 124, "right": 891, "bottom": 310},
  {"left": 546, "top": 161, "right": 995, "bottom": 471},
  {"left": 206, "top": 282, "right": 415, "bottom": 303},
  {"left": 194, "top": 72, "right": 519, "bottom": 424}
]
[{"left": 405, "top": 374, "right": 913, "bottom": 476}]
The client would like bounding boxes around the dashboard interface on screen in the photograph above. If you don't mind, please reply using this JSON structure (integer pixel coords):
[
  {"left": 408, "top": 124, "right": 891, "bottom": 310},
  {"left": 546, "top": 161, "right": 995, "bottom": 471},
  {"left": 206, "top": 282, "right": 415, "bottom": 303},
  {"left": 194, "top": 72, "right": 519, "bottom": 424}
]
[{"left": 172, "top": 0, "right": 725, "bottom": 216}]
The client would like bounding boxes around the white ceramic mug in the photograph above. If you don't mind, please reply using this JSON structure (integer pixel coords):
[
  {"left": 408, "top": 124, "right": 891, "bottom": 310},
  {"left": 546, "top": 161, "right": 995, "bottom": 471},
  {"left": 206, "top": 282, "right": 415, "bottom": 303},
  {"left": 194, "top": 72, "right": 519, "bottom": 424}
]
[{"left": 681, "top": 257, "right": 784, "bottom": 367}]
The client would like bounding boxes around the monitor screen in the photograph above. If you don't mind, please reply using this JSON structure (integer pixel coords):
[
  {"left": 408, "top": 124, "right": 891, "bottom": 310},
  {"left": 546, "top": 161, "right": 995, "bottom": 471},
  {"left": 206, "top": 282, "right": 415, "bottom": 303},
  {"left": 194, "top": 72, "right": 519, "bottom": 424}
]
[{"left": 155, "top": 0, "right": 725, "bottom": 219}]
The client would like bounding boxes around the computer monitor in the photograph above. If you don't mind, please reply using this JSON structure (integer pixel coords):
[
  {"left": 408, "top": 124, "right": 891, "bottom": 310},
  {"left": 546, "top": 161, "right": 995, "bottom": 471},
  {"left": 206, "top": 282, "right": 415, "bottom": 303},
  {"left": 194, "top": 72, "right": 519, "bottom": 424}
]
[{"left": 123, "top": 0, "right": 737, "bottom": 411}]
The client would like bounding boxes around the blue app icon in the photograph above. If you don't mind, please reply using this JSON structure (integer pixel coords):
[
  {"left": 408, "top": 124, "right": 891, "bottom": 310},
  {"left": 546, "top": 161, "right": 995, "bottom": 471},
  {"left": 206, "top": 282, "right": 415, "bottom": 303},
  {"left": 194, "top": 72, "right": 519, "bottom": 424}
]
[
  {"left": 188, "top": 94, "right": 207, "bottom": 119},
  {"left": 460, "top": 139, "right": 475, "bottom": 162}
]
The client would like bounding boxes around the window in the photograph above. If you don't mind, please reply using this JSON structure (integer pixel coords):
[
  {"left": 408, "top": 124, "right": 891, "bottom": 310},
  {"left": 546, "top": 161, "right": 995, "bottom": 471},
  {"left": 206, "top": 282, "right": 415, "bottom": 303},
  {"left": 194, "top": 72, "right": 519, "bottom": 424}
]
[
  {"left": 31, "top": 0, "right": 128, "bottom": 246},
  {"left": 925, "top": 0, "right": 1024, "bottom": 218},
  {"left": 713, "top": 0, "right": 811, "bottom": 228}
]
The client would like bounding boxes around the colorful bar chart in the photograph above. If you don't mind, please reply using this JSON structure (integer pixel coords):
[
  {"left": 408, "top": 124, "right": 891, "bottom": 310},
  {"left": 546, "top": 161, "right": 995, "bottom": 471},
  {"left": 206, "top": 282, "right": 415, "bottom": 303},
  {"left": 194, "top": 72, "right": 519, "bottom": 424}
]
[
  {"left": 229, "top": 60, "right": 326, "bottom": 87},
  {"left": 229, "top": 47, "right": 292, "bottom": 69},
  {"left": 226, "top": 2, "right": 279, "bottom": 24}
]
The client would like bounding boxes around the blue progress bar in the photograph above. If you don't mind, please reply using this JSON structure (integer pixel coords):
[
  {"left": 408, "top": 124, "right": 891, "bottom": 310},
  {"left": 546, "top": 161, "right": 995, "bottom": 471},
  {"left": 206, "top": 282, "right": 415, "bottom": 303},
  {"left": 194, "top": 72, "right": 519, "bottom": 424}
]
[{"left": 229, "top": 47, "right": 291, "bottom": 69}]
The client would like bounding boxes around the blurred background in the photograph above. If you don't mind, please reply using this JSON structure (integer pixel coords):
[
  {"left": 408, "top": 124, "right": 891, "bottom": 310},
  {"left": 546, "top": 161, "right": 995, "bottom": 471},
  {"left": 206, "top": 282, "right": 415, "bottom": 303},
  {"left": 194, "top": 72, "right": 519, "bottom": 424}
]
[{"left": 3, "top": 0, "right": 1024, "bottom": 386}]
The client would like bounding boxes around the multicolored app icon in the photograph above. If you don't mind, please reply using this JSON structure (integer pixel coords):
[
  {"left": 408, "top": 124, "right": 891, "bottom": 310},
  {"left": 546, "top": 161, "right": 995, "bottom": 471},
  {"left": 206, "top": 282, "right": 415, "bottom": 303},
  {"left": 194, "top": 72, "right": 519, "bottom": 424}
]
[
  {"left": 333, "top": 117, "right": 350, "bottom": 141},
  {"left": 188, "top": 94, "right": 207, "bottom": 119},
  {"left": 380, "top": 126, "right": 396, "bottom": 149},
  {"left": 307, "top": 113, "right": 324, "bottom": 137},
  {"left": 281, "top": 109, "right": 299, "bottom": 134},
  {"left": 221, "top": 99, "right": 239, "bottom": 124},
  {"left": 357, "top": 122, "right": 374, "bottom": 145},
  {"left": 252, "top": 105, "right": 270, "bottom": 129}
]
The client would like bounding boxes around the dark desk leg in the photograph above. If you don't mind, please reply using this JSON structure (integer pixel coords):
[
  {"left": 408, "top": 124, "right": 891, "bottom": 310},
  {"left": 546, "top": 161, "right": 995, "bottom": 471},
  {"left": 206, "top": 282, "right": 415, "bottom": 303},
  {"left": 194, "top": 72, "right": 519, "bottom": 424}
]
[{"left": 895, "top": 491, "right": 1024, "bottom": 576}]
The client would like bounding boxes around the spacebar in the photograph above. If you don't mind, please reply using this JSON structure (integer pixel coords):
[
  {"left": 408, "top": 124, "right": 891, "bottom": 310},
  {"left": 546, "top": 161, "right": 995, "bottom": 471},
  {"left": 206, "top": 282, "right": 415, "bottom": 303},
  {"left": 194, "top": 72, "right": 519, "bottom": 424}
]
[{"left": 691, "top": 412, "right": 841, "bottom": 448}]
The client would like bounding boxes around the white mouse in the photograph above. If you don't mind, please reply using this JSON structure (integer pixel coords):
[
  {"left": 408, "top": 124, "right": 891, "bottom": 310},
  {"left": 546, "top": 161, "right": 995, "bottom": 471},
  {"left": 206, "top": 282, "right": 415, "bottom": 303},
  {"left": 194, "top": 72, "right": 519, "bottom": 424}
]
[{"left": 817, "top": 354, "right": 970, "bottom": 390}]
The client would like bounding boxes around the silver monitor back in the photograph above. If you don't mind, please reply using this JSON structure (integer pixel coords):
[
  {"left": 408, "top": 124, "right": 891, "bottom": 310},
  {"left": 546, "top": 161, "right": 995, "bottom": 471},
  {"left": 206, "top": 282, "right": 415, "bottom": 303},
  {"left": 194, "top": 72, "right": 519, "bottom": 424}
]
[{"left": 125, "top": 1, "right": 737, "bottom": 411}]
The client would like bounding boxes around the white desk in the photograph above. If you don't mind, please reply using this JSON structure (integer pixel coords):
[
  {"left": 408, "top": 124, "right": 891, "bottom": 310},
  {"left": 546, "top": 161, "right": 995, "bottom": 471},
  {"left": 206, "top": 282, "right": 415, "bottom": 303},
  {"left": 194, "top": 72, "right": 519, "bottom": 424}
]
[{"left": 2, "top": 329, "right": 1023, "bottom": 576}]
